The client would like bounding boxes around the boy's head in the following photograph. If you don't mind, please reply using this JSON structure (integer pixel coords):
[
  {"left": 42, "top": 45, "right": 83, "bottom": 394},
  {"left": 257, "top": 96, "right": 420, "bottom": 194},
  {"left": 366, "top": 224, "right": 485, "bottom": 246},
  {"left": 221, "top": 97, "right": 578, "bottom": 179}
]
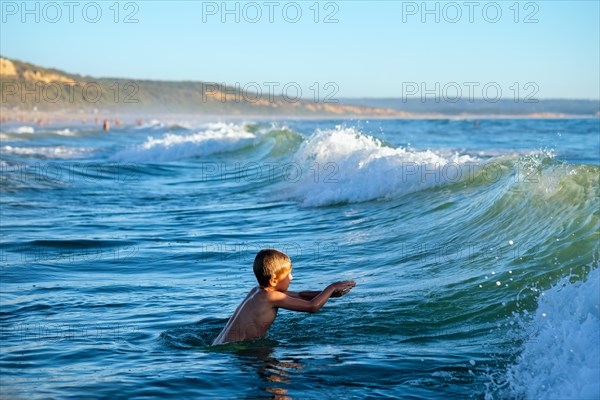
[{"left": 254, "top": 249, "right": 292, "bottom": 288}]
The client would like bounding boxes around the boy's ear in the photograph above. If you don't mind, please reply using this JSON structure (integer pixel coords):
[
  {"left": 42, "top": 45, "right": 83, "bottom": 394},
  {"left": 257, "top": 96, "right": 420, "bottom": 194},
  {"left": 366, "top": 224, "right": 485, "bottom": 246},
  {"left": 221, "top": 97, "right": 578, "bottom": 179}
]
[{"left": 268, "top": 276, "right": 278, "bottom": 287}]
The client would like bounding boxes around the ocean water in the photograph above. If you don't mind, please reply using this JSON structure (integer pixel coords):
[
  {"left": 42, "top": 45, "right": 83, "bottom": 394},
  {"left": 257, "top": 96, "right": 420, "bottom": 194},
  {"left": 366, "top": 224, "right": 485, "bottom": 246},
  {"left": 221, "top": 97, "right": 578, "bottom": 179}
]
[{"left": 1, "top": 117, "right": 599, "bottom": 399}]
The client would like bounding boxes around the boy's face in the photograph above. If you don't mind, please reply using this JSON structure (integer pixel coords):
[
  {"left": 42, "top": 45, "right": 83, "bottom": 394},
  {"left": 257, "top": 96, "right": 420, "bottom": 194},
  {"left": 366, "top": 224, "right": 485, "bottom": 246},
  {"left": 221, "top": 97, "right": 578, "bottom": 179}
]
[{"left": 271, "top": 264, "right": 293, "bottom": 291}]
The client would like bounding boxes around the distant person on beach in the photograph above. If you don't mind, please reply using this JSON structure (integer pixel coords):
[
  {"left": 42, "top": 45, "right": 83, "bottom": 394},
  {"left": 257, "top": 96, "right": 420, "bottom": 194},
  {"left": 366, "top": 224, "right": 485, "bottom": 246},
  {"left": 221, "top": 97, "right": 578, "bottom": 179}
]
[
  {"left": 102, "top": 119, "right": 110, "bottom": 131},
  {"left": 212, "top": 249, "right": 356, "bottom": 346}
]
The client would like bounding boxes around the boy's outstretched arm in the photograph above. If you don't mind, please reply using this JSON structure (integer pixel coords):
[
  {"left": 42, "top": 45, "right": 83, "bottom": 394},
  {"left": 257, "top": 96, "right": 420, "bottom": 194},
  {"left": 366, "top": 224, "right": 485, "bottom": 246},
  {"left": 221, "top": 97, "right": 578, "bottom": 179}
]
[
  {"left": 271, "top": 281, "right": 355, "bottom": 313},
  {"left": 285, "top": 290, "right": 321, "bottom": 300},
  {"left": 286, "top": 285, "right": 353, "bottom": 300}
]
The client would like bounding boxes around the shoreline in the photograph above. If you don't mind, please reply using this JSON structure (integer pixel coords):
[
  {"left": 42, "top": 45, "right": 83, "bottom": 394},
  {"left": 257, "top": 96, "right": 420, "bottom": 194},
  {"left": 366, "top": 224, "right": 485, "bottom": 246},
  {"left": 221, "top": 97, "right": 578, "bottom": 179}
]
[{"left": 1, "top": 108, "right": 598, "bottom": 127}]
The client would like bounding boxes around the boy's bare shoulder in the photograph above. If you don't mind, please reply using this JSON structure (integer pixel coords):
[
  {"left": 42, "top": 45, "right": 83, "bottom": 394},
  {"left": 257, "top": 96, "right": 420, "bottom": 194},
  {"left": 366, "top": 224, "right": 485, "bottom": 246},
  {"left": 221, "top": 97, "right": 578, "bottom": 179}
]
[
  {"left": 264, "top": 289, "right": 288, "bottom": 302},
  {"left": 247, "top": 286, "right": 284, "bottom": 304}
]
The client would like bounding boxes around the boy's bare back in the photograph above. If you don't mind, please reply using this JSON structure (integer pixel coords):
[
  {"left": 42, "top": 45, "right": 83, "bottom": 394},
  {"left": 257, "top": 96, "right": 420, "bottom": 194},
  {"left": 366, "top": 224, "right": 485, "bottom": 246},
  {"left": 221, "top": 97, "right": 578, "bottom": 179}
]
[
  {"left": 212, "top": 286, "right": 278, "bottom": 345},
  {"left": 212, "top": 249, "right": 356, "bottom": 346}
]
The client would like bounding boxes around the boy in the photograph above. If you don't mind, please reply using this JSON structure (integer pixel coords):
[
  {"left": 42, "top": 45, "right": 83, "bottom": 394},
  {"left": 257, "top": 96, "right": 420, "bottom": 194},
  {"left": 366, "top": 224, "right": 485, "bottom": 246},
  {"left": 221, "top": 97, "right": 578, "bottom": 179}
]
[{"left": 212, "top": 248, "right": 356, "bottom": 345}]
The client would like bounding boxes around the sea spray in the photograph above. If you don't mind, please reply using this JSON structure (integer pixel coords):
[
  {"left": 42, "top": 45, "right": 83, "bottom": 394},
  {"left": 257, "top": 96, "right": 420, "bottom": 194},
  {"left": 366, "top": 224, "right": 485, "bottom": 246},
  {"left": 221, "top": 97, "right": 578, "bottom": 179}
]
[{"left": 492, "top": 267, "right": 600, "bottom": 399}]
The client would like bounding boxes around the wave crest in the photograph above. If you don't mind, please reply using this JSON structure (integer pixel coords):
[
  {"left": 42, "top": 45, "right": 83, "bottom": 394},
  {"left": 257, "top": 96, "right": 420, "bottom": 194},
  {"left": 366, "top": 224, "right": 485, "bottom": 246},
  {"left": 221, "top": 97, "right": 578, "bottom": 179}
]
[
  {"left": 290, "top": 126, "right": 480, "bottom": 206},
  {"left": 112, "top": 122, "right": 257, "bottom": 162}
]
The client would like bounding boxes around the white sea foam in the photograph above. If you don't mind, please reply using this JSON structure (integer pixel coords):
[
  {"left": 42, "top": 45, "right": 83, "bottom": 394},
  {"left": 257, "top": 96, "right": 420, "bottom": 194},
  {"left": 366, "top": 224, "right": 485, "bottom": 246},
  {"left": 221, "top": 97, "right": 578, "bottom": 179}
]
[
  {"left": 290, "top": 126, "right": 479, "bottom": 206},
  {"left": 1, "top": 145, "right": 90, "bottom": 159},
  {"left": 112, "top": 122, "right": 257, "bottom": 162},
  {"left": 503, "top": 268, "right": 600, "bottom": 399},
  {"left": 7, "top": 126, "right": 35, "bottom": 134},
  {"left": 1, "top": 127, "right": 78, "bottom": 138},
  {"left": 52, "top": 128, "right": 76, "bottom": 136}
]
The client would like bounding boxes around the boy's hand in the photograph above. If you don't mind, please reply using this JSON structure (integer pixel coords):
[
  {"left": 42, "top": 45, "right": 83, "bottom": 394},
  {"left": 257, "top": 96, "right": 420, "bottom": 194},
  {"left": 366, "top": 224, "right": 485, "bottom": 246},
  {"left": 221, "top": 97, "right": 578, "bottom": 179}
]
[{"left": 330, "top": 280, "right": 356, "bottom": 297}]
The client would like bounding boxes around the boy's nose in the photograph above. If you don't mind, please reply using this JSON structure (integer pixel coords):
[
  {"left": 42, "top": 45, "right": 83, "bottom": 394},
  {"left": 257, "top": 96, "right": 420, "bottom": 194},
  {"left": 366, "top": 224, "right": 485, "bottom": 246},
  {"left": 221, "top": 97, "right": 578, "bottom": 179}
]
[{"left": 289, "top": 273, "right": 293, "bottom": 281}]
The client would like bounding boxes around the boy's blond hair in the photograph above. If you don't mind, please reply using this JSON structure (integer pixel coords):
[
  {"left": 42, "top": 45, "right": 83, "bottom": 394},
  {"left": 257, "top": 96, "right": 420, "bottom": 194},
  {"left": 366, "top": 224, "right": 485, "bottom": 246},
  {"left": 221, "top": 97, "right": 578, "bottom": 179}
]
[{"left": 253, "top": 249, "right": 291, "bottom": 287}]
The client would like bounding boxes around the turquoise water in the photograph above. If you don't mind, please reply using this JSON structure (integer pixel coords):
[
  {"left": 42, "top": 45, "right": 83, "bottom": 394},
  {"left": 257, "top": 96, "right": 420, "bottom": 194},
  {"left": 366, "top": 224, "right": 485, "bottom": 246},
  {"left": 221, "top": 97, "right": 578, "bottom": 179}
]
[{"left": 1, "top": 118, "right": 599, "bottom": 399}]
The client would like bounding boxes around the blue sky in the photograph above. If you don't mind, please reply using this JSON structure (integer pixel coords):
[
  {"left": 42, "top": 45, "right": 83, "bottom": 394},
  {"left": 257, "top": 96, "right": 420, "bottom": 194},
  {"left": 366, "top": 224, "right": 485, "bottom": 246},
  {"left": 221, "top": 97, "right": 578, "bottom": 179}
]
[{"left": 1, "top": 1, "right": 599, "bottom": 99}]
